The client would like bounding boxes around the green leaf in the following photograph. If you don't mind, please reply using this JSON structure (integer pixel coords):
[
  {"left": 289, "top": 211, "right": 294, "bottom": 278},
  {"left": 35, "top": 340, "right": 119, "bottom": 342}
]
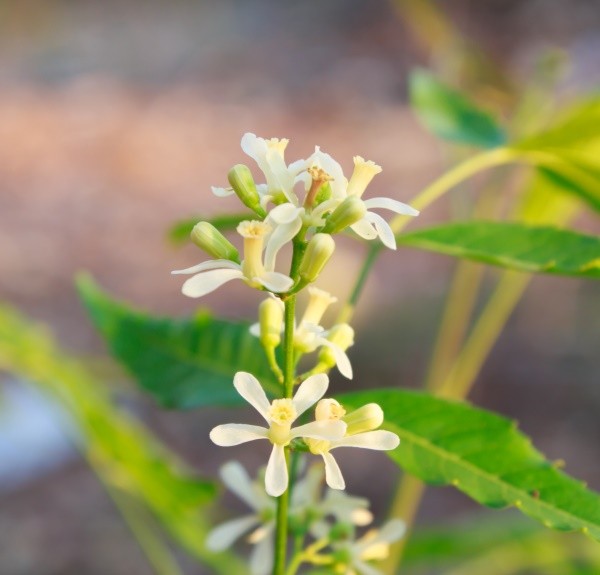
[
  {"left": 397, "top": 221, "right": 600, "bottom": 278},
  {"left": 338, "top": 389, "right": 600, "bottom": 542},
  {"left": 0, "top": 303, "right": 246, "bottom": 574},
  {"left": 168, "top": 213, "right": 252, "bottom": 244},
  {"left": 77, "top": 275, "right": 279, "bottom": 409},
  {"left": 409, "top": 69, "right": 506, "bottom": 148}
]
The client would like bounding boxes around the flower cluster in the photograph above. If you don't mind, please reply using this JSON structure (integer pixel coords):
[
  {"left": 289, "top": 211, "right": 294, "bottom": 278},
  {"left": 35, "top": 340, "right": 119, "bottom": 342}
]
[{"left": 207, "top": 461, "right": 405, "bottom": 575}]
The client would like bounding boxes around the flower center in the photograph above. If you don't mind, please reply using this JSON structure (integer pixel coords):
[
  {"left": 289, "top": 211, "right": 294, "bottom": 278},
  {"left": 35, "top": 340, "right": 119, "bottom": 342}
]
[{"left": 268, "top": 399, "right": 297, "bottom": 425}]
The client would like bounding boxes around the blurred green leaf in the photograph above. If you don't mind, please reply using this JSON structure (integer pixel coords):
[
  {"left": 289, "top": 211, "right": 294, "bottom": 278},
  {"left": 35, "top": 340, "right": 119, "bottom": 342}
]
[
  {"left": 168, "top": 213, "right": 252, "bottom": 244},
  {"left": 77, "top": 275, "right": 279, "bottom": 409},
  {"left": 397, "top": 221, "right": 600, "bottom": 278},
  {"left": 409, "top": 68, "right": 507, "bottom": 148},
  {"left": 0, "top": 303, "right": 246, "bottom": 574},
  {"left": 338, "top": 389, "right": 600, "bottom": 542}
]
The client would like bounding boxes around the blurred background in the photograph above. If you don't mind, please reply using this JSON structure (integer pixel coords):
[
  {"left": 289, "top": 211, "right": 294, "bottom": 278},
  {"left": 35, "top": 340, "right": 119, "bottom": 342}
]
[{"left": 0, "top": 1, "right": 599, "bottom": 574}]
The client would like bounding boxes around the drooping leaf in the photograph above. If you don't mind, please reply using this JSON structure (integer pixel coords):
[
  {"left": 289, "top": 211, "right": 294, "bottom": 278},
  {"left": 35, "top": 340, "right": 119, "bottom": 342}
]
[
  {"left": 409, "top": 69, "right": 507, "bottom": 148},
  {"left": 168, "top": 213, "right": 252, "bottom": 244},
  {"left": 397, "top": 221, "right": 600, "bottom": 278},
  {"left": 338, "top": 389, "right": 600, "bottom": 542},
  {"left": 77, "top": 275, "right": 279, "bottom": 409},
  {"left": 0, "top": 304, "right": 246, "bottom": 574}
]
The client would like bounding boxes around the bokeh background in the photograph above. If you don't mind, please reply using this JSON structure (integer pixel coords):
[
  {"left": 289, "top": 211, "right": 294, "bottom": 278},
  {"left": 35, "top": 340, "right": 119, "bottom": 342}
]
[{"left": 0, "top": 1, "right": 599, "bottom": 574}]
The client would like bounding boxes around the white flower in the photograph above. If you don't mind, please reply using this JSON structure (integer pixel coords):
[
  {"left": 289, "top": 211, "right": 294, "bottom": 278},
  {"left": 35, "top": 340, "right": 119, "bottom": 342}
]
[
  {"left": 210, "top": 372, "right": 346, "bottom": 497},
  {"left": 206, "top": 461, "right": 275, "bottom": 575},
  {"left": 307, "top": 400, "right": 399, "bottom": 490},
  {"left": 336, "top": 520, "right": 406, "bottom": 575},
  {"left": 345, "top": 156, "right": 419, "bottom": 250},
  {"left": 172, "top": 220, "right": 294, "bottom": 297}
]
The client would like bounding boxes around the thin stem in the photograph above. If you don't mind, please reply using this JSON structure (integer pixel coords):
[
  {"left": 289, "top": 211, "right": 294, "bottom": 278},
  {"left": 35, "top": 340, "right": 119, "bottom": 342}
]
[{"left": 438, "top": 271, "right": 531, "bottom": 398}]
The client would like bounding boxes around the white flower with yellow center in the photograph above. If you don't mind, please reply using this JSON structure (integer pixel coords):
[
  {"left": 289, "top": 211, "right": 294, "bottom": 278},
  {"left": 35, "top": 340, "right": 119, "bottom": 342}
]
[
  {"left": 334, "top": 520, "right": 406, "bottom": 575},
  {"left": 306, "top": 400, "right": 400, "bottom": 490},
  {"left": 210, "top": 372, "right": 346, "bottom": 497},
  {"left": 206, "top": 461, "right": 275, "bottom": 575},
  {"left": 172, "top": 220, "right": 294, "bottom": 297}
]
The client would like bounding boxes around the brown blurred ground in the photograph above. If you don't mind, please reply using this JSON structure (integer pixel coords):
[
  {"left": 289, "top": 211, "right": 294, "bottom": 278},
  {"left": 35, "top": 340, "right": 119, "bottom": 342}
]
[{"left": 0, "top": 1, "right": 599, "bottom": 574}]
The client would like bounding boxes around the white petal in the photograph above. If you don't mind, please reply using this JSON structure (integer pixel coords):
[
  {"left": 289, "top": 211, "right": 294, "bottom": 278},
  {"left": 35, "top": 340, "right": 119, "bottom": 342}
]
[
  {"left": 205, "top": 515, "right": 258, "bottom": 551},
  {"left": 311, "top": 198, "right": 341, "bottom": 220},
  {"left": 331, "top": 430, "right": 400, "bottom": 451},
  {"left": 265, "top": 445, "right": 288, "bottom": 497},
  {"left": 292, "top": 374, "right": 329, "bottom": 417},
  {"left": 363, "top": 197, "right": 419, "bottom": 216},
  {"left": 249, "top": 322, "right": 260, "bottom": 338},
  {"left": 322, "top": 451, "right": 345, "bottom": 490},
  {"left": 263, "top": 217, "right": 302, "bottom": 271},
  {"left": 256, "top": 271, "right": 294, "bottom": 293},
  {"left": 350, "top": 218, "right": 378, "bottom": 240},
  {"left": 171, "top": 259, "right": 241, "bottom": 275},
  {"left": 268, "top": 203, "right": 302, "bottom": 224},
  {"left": 365, "top": 211, "right": 396, "bottom": 250},
  {"left": 220, "top": 461, "right": 260, "bottom": 510},
  {"left": 210, "top": 424, "right": 268, "bottom": 446},
  {"left": 181, "top": 269, "right": 244, "bottom": 298},
  {"left": 375, "top": 519, "right": 407, "bottom": 544},
  {"left": 353, "top": 559, "right": 385, "bottom": 575},
  {"left": 308, "top": 147, "right": 347, "bottom": 199},
  {"left": 288, "top": 158, "right": 308, "bottom": 177},
  {"left": 290, "top": 420, "right": 346, "bottom": 441},
  {"left": 233, "top": 372, "right": 271, "bottom": 422},
  {"left": 320, "top": 339, "right": 353, "bottom": 379},
  {"left": 211, "top": 186, "right": 235, "bottom": 197},
  {"left": 241, "top": 132, "right": 263, "bottom": 162},
  {"left": 249, "top": 524, "right": 274, "bottom": 575}
]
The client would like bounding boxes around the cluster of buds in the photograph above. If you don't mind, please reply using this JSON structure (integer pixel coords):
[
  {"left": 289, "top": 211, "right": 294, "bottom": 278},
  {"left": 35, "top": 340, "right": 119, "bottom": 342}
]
[{"left": 207, "top": 460, "right": 405, "bottom": 575}]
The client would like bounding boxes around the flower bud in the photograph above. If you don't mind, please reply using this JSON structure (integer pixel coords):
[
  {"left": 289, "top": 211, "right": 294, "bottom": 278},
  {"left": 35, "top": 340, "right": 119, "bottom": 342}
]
[
  {"left": 315, "top": 398, "right": 346, "bottom": 422},
  {"left": 258, "top": 297, "right": 283, "bottom": 349},
  {"left": 227, "top": 164, "right": 267, "bottom": 218},
  {"left": 343, "top": 403, "right": 384, "bottom": 436},
  {"left": 323, "top": 196, "right": 367, "bottom": 234},
  {"left": 190, "top": 222, "right": 240, "bottom": 262},
  {"left": 318, "top": 324, "right": 355, "bottom": 368},
  {"left": 298, "top": 233, "right": 335, "bottom": 284}
]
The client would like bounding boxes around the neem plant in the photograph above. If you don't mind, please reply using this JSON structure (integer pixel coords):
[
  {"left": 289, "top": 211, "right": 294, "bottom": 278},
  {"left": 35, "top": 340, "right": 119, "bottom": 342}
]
[{"left": 2, "top": 69, "right": 599, "bottom": 575}]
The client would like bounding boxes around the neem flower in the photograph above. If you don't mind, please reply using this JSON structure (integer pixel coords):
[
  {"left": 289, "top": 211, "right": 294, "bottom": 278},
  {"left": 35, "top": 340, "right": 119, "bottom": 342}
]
[
  {"left": 172, "top": 220, "right": 294, "bottom": 297},
  {"left": 210, "top": 372, "right": 346, "bottom": 497}
]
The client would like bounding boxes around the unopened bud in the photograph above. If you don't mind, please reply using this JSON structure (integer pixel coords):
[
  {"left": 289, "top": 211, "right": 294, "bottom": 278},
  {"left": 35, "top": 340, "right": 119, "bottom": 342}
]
[
  {"left": 258, "top": 297, "right": 283, "bottom": 348},
  {"left": 315, "top": 398, "right": 346, "bottom": 422},
  {"left": 318, "top": 324, "right": 355, "bottom": 368},
  {"left": 298, "top": 233, "right": 335, "bottom": 284},
  {"left": 191, "top": 222, "right": 240, "bottom": 262},
  {"left": 227, "top": 164, "right": 266, "bottom": 217},
  {"left": 343, "top": 403, "right": 384, "bottom": 436},
  {"left": 323, "top": 196, "right": 366, "bottom": 234}
]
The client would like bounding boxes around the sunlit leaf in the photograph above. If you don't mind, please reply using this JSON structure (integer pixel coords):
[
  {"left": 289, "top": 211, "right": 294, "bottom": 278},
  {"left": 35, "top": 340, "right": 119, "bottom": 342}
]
[
  {"left": 397, "top": 221, "right": 600, "bottom": 278},
  {"left": 409, "top": 69, "right": 507, "bottom": 148},
  {"left": 338, "top": 389, "right": 600, "bottom": 542},
  {"left": 0, "top": 304, "right": 246, "bottom": 574},
  {"left": 168, "top": 213, "right": 252, "bottom": 244},
  {"left": 77, "top": 275, "right": 279, "bottom": 409}
]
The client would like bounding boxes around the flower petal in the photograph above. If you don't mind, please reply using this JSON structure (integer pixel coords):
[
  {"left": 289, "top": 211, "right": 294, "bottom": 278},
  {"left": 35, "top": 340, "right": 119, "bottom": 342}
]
[
  {"left": 322, "top": 451, "right": 345, "bottom": 490},
  {"left": 292, "top": 374, "right": 329, "bottom": 418},
  {"left": 351, "top": 218, "right": 378, "bottom": 240},
  {"left": 268, "top": 203, "right": 302, "bottom": 225},
  {"left": 256, "top": 271, "right": 294, "bottom": 293},
  {"left": 320, "top": 339, "right": 353, "bottom": 380},
  {"left": 206, "top": 515, "right": 258, "bottom": 551},
  {"left": 233, "top": 372, "right": 271, "bottom": 422},
  {"left": 331, "top": 430, "right": 400, "bottom": 451},
  {"left": 249, "top": 524, "right": 274, "bottom": 575},
  {"left": 219, "top": 461, "right": 261, "bottom": 510},
  {"left": 171, "top": 259, "right": 241, "bottom": 275},
  {"left": 375, "top": 519, "right": 407, "bottom": 544},
  {"left": 365, "top": 211, "right": 396, "bottom": 250},
  {"left": 363, "top": 197, "right": 419, "bottom": 216},
  {"left": 265, "top": 445, "right": 288, "bottom": 497},
  {"left": 181, "top": 268, "right": 244, "bottom": 298},
  {"left": 290, "top": 420, "right": 346, "bottom": 441},
  {"left": 263, "top": 216, "right": 302, "bottom": 271},
  {"left": 249, "top": 322, "right": 261, "bottom": 337},
  {"left": 211, "top": 186, "right": 235, "bottom": 197},
  {"left": 210, "top": 424, "right": 268, "bottom": 446},
  {"left": 353, "top": 559, "right": 385, "bottom": 575}
]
